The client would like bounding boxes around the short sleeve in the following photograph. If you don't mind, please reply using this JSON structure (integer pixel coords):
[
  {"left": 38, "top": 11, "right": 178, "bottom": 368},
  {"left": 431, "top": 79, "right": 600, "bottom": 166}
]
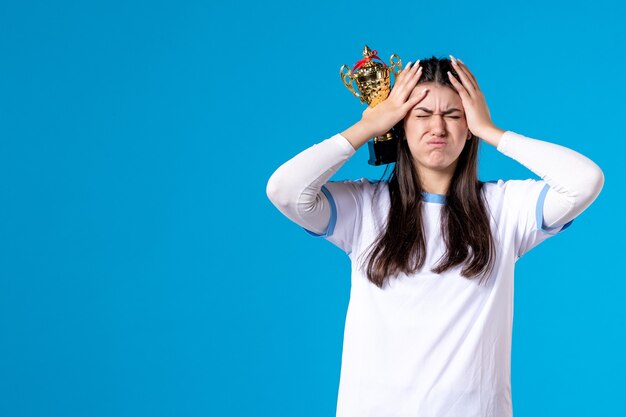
[
  {"left": 502, "top": 179, "right": 575, "bottom": 259},
  {"left": 302, "top": 180, "right": 363, "bottom": 255}
]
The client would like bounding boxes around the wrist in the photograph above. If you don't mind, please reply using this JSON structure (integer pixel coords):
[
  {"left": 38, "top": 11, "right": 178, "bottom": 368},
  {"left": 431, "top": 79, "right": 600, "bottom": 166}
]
[
  {"left": 476, "top": 124, "right": 506, "bottom": 147},
  {"left": 341, "top": 120, "right": 377, "bottom": 150}
]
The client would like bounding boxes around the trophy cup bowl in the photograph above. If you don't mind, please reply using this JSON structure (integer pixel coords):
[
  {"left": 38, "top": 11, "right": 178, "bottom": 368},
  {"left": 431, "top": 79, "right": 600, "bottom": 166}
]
[{"left": 340, "top": 45, "right": 403, "bottom": 165}]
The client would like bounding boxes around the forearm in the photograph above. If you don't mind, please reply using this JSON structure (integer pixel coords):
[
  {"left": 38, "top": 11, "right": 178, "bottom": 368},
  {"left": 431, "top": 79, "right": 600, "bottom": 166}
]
[{"left": 496, "top": 130, "right": 604, "bottom": 227}]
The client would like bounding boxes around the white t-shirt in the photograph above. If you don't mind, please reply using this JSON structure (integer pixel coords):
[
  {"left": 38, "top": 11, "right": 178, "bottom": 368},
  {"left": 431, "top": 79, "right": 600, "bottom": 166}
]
[{"left": 303, "top": 177, "right": 573, "bottom": 417}]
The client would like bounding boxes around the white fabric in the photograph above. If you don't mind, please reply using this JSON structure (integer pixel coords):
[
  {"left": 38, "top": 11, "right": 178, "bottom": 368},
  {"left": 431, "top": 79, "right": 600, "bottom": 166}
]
[
  {"left": 319, "top": 178, "right": 565, "bottom": 417},
  {"left": 265, "top": 130, "right": 604, "bottom": 417},
  {"left": 496, "top": 131, "right": 604, "bottom": 228},
  {"left": 265, "top": 131, "right": 358, "bottom": 235},
  {"left": 266, "top": 131, "right": 603, "bottom": 238}
]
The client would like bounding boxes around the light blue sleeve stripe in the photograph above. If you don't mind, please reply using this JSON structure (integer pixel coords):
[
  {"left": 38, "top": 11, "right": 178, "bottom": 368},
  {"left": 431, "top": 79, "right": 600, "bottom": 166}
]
[
  {"left": 302, "top": 185, "right": 337, "bottom": 238},
  {"left": 536, "top": 183, "right": 574, "bottom": 234}
]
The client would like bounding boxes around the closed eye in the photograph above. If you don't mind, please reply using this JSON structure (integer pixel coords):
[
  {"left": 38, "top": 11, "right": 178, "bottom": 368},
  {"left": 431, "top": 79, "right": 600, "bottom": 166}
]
[{"left": 416, "top": 115, "right": 461, "bottom": 119}]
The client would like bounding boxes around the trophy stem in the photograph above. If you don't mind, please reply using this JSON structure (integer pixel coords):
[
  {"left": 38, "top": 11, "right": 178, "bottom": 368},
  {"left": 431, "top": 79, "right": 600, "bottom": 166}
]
[
  {"left": 367, "top": 131, "right": 398, "bottom": 166},
  {"left": 373, "top": 132, "right": 394, "bottom": 143}
]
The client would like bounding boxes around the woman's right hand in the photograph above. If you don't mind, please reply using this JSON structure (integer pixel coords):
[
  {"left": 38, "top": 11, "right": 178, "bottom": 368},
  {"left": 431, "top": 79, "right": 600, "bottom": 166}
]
[{"left": 360, "top": 60, "right": 429, "bottom": 137}]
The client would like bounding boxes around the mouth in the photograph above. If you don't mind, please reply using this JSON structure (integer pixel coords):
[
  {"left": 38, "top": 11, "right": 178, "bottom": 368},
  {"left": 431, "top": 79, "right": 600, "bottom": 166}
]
[{"left": 427, "top": 140, "right": 447, "bottom": 146}]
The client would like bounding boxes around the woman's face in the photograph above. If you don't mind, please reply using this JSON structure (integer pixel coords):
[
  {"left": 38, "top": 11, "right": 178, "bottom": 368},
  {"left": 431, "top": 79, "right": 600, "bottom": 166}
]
[{"left": 403, "top": 82, "right": 470, "bottom": 173}]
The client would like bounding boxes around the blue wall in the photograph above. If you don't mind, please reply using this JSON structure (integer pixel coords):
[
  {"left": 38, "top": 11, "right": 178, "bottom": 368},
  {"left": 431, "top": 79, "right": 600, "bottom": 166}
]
[{"left": 1, "top": 0, "right": 624, "bottom": 416}]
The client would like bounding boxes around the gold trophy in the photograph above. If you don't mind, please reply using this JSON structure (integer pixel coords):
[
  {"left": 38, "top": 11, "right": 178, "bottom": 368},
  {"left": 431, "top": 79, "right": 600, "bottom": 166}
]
[{"left": 340, "top": 45, "right": 402, "bottom": 165}]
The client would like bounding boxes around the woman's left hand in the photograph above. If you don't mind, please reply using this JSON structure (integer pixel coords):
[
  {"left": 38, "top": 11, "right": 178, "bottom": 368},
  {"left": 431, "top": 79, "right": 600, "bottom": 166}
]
[{"left": 446, "top": 56, "right": 497, "bottom": 139}]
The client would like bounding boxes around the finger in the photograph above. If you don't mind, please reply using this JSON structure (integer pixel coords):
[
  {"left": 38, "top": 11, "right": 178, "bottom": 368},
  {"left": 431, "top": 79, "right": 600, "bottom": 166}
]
[
  {"left": 397, "top": 61, "right": 411, "bottom": 80},
  {"left": 392, "top": 65, "right": 422, "bottom": 99},
  {"left": 456, "top": 58, "right": 479, "bottom": 90},
  {"left": 451, "top": 65, "right": 476, "bottom": 96},
  {"left": 449, "top": 56, "right": 477, "bottom": 93},
  {"left": 404, "top": 88, "right": 429, "bottom": 111},
  {"left": 396, "top": 60, "right": 420, "bottom": 88},
  {"left": 451, "top": 63, "right": 476, "bottom": 94},
  {"left": 407, "top": 84, "right": 429, "bottom": 102},
  {"left": 447, "top": 71, "right": 470, "bottom": 99},
  {"left": 403, "top": 66, "right": 423, "bottom": 97},
  {"left": 396, "top": 60, "right": 413, "bottom": 81}
]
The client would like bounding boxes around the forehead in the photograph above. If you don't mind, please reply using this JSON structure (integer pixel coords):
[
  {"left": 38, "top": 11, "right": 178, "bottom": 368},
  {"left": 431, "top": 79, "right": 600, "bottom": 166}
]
[{"left": 410, "top": 82, "right": 461, "bottom": 107}]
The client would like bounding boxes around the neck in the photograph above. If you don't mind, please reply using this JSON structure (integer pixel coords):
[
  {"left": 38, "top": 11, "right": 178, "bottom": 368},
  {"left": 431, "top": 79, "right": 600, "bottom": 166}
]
[{"left": 416, "top": 163, "right": 456, "bottom": 195}]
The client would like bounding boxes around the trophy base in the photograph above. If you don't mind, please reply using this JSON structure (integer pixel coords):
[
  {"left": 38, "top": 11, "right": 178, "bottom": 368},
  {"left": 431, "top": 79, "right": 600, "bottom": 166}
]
[{"left": 367, "top": 132, "right": 398, "bottom": 166}]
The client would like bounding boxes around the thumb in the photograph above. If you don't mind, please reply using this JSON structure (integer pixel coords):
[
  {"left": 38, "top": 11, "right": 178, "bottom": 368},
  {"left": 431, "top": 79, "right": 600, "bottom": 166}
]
[{"left": 403, "top": 88, "right": 429, "bottom": 112}]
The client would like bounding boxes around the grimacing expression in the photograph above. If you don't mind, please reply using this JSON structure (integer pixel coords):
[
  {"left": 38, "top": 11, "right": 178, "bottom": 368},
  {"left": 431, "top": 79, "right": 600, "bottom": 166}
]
[{"left": 403, "top": 82, "right": 470, "bottom": 172}]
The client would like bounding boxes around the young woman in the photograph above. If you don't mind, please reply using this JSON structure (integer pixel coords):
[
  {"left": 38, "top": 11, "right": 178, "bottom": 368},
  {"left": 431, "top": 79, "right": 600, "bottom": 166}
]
[{"left": 265, "top": 55, "right": 604, "bottom": 417}]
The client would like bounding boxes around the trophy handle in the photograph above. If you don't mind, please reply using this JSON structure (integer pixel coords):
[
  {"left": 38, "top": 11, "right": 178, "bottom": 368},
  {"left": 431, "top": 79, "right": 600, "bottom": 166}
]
[
  {"left": 340, "top": 64, "right": 361, "bottom": 99},
  {"left": 389, "top": 54, "right": 402, "bottom": 82}
]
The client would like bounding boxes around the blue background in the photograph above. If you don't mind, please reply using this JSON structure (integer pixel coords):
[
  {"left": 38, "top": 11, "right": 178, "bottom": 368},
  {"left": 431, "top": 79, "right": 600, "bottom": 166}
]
[{"left": 1, "top": 0, "right": 624, "bottom": 416}]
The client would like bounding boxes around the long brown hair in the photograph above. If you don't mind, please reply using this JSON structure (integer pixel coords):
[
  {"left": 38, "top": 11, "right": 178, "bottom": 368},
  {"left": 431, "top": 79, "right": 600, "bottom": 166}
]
[{"left": 358, "top": 57, "right": 496, "bottom": 289}]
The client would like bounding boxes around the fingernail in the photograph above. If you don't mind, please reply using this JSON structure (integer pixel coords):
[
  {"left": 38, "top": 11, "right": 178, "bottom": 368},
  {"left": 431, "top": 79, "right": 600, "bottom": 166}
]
[
  {"left": 406, "top": 61, "right": 412, "bottom": 68},
  {"left": 449, "top": 54, "right": 457, "bottom": 63}
]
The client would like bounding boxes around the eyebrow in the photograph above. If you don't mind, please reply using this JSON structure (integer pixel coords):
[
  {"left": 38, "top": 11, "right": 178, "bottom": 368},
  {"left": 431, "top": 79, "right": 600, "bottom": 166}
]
[{"left": 413, "top": 107, "right": 462, "bottom": 114}]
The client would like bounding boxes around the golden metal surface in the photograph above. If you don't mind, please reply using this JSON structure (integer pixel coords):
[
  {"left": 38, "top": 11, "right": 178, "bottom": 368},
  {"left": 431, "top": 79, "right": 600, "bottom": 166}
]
[
  {"left": 340, "top": 45, "right": 403, "bottom": 143},
  {"left": 339, "top": 45, "right": 402, "bottom": 108}
]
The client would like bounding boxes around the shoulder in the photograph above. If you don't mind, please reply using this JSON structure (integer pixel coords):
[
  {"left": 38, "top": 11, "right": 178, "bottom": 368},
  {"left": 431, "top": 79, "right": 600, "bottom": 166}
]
[{"left": 481, "top": 178, "right": 550, "bottom": 226}]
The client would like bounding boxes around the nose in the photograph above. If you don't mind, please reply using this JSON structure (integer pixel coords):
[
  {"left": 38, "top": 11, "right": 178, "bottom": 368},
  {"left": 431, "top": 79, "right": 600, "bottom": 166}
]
[{"left": 430, "top": 114, "right": 447, "bottom": 135}]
